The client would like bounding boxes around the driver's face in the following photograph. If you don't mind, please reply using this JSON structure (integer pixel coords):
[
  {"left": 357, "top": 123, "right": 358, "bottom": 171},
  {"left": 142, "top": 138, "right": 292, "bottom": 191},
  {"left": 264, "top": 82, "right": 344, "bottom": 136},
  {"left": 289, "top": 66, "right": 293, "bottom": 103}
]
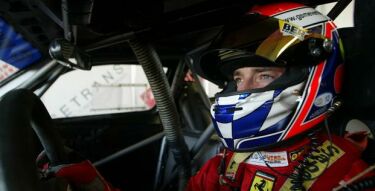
[{"left": 233, "top": 67, "right": 285, "bottom": 91}]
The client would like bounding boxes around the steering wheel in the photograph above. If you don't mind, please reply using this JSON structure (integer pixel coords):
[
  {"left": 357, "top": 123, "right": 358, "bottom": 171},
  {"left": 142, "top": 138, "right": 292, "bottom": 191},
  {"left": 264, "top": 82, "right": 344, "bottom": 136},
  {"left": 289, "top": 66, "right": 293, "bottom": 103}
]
[{"left": 0, "top": 89, "right": 69, "bottom": 190}]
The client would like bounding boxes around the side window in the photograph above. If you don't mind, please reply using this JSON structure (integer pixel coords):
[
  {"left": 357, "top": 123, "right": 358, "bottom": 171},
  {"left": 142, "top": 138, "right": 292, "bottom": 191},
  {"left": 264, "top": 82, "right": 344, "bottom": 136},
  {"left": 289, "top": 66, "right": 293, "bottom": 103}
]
[{"left": 41, "top": 65, "right": 156, "bottom": 119}]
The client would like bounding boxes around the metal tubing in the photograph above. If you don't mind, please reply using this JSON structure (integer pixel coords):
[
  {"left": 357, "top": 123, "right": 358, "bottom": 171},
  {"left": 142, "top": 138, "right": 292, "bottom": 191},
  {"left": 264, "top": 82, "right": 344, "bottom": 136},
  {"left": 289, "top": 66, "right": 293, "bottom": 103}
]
[
  {"left": 190, "top": 123, "right": 215, "bottom": 156},
  {"left": 153, "top": 137, "right": 167, "bottom": 190},
  {"left": 93, "top": 132, "right": 165, "bottom": 167},
  {"left": 128, "top": 39, "right": 191, "bottom": 191},
  {"left": 85, "top": 31, "right": 136, "bottom": 52},
  {"left": 17, "top": 60, "right": 60, "bottom": 90}
]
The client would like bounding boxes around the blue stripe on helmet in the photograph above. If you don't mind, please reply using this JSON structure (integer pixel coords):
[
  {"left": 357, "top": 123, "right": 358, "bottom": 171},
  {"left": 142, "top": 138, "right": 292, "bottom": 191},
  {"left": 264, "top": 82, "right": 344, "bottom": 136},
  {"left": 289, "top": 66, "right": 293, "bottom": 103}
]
[
  {"left": 232, "top": 100, "right": 273, "bottom": 139},
  {"left": 214, "top": 104, "right": 236, "bottom": 123},
  {"left": 273, "top": 89, "right": 283, "bottom": 98}
]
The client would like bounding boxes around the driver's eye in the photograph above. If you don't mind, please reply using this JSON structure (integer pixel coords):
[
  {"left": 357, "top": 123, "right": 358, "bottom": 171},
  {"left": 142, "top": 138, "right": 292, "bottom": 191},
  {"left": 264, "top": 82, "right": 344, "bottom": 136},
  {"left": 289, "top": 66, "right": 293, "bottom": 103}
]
[
  {"left": 234, "top": 77, "right": 243, "bottom": 85},
  {"left": 258, "top": 74, "right": 274, "bottom": 81}
]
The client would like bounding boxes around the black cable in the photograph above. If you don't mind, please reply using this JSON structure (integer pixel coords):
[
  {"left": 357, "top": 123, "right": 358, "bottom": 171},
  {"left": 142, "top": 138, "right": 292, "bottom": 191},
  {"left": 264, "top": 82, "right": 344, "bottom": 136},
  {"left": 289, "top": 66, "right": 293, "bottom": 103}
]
[
  {"left": 215, "top": 123, "right": 336, "bottom": 191},
  {"left": 260, "top": 131, "right": 317, "bottom": 190},
  {"left": 342, "top": 177, "right": 375, "bottom": 191},
  {"left": 288, "top": 131, "right": 321, "bottom": 191}
]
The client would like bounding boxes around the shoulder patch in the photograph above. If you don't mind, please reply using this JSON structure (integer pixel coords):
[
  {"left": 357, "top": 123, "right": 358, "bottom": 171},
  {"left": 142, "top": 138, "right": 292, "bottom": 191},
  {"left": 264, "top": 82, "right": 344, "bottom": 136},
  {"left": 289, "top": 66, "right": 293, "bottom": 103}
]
[
  {"left": 246, "top": 151, "right": 289, "bottom": 167},
  {"left": 250, "top": 171, "right": 276, "bottom": 191}
]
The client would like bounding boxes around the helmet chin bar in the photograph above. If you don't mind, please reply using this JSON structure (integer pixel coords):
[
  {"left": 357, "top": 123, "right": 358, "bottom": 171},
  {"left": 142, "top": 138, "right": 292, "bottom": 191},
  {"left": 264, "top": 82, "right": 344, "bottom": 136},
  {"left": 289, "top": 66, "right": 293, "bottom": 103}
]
[{"left": 212, "top": 82, "right": 305, "bottom": 151}]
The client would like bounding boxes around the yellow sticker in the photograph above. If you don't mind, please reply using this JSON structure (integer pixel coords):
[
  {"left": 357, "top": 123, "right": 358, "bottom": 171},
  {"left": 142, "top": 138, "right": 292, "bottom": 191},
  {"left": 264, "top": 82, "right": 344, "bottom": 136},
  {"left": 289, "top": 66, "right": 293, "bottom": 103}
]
[
  {"left": 280, "top": 141, "right": 345, "bottom": 190},
  {"left": 250, "top": 171, "right": 276, "bottom": 191},
  {"left": 279, "top": 20, "right": 308, "bottom": 41},
  {"left": 225, "top": 152, "right": 252, "bottom": 179}
]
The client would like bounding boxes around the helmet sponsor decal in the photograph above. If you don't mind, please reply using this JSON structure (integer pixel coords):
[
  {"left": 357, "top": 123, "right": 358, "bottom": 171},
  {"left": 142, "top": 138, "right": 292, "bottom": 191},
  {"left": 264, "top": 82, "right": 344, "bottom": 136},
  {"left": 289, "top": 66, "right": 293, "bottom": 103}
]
[
  {"left": 273, "top": 7, "right": 328, "bottom": 27},
  {"left": 313, "top": 92, "right": 333, "bottom": 107},
  {"left": 279, "top": 20, "right": 308, "bottom": 40},
  {"left": 249, "top": 171, "right": 276, "bottom": 191}
]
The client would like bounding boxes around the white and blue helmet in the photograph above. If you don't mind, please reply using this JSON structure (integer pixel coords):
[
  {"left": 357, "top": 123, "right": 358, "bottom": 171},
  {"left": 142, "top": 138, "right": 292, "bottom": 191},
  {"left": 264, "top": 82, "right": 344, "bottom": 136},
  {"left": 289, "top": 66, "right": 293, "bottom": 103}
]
[{"left": 195, "top": 2, "right": 344, "bottom": 151}]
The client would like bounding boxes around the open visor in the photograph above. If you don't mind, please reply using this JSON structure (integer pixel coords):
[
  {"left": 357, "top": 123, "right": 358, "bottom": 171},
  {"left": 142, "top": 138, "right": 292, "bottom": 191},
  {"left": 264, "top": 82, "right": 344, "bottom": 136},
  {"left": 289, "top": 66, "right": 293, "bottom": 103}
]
[{"left": 195, "top": 15, "right": 332, "bottom": 86}]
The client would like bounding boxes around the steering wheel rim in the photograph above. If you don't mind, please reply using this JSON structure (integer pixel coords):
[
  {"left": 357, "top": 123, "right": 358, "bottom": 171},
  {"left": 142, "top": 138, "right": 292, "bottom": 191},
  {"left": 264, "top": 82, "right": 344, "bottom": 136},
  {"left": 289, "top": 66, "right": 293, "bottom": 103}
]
[{"left": 0, "top": 89, "right": 69, "bottom": 190}]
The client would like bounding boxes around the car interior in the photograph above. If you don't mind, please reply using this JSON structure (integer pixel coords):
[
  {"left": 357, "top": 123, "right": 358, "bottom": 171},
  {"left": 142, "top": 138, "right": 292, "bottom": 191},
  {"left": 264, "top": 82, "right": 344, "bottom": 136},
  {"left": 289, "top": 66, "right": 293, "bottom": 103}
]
[{"left": 0, "top": 0, "right": 374, "bottom": 191}]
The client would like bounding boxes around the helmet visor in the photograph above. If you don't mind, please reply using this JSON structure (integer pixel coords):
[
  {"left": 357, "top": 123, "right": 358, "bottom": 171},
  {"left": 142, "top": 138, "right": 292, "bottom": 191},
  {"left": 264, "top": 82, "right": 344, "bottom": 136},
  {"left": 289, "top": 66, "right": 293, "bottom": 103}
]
[{"left": 196, "top": 15, "right": 331, "bottom": 86}]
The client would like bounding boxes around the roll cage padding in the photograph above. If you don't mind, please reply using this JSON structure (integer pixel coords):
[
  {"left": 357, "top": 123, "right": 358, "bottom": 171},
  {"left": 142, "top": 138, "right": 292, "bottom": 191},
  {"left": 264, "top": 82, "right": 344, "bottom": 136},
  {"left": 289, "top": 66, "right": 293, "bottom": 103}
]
[{"left": 0, "top": 89, "right": 69, "bottom": 190}]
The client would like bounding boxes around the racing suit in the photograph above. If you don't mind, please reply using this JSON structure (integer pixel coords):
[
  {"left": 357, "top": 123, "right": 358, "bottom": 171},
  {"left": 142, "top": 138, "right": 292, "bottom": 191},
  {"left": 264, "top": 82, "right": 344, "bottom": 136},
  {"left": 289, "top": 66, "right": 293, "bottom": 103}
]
[{"left": 186, "top": 133, "right": 373, "bottom": 191}]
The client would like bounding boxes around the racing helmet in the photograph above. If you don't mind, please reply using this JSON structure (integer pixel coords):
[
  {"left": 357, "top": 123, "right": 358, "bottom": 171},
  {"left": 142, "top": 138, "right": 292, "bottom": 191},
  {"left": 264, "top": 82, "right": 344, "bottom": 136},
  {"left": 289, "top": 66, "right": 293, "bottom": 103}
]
[{"left": 194, "top": 2, "right": 344, "bottom": 151}]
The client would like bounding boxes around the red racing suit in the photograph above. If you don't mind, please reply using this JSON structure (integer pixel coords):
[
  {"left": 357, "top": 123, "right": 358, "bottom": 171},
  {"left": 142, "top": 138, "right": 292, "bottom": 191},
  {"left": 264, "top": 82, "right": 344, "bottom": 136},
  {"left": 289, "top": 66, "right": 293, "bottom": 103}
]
[{"left": 186, "top": 133, "right": 374, "bottom": 191}]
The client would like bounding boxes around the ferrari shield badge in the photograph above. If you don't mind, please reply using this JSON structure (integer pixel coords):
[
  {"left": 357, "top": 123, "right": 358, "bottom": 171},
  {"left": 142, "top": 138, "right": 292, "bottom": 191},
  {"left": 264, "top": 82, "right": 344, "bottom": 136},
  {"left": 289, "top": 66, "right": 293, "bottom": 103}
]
[{"left": 249, "top": 171, "right": 275, "bottom": 191}]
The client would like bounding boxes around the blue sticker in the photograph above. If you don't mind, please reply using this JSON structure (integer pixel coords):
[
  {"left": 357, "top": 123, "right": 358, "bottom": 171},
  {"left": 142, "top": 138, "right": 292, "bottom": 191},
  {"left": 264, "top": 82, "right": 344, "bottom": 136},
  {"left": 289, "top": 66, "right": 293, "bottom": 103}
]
[{"left": 0, "top": 17, "right": 42, "bottom": 82}]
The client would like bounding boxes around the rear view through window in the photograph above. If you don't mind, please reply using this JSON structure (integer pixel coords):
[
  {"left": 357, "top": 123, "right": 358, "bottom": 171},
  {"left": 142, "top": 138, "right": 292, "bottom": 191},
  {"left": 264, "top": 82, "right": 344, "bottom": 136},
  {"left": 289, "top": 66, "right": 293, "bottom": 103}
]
[{"left": 42, "top": 65, "right": 156, "bottom": 118}]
